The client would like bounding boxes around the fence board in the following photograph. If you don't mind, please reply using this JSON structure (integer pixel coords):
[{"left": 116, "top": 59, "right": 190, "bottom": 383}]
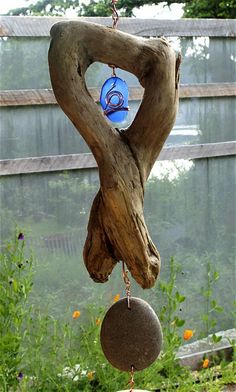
[
  {"left": 0, "top": 87, "right": 140, "bottom": 106},
  {"left": 180, "top": 83, "right": 236, "bottom": 98},
  {"left": 0, "top": 142, "right": 235, "bottom": 176},
  {"left": 1, "top": 83, "right": 235, "bottom": 107},
  {"left": 0, "top": 153, "right": 96, "bottom": 176},
  {"left": 0, "top": 89, "right": 57, "bottom": 106},
  {"left": 159, "top": 141, "right": 236, "bottom": 160},
  {"left": 0, "top": 16, "right": 235, "bottom": 37}
]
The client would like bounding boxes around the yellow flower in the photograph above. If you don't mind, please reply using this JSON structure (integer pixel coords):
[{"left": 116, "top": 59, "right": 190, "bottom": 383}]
[
  {"left": 72, "top": 310, "right": 81, "bottom": 319},
  {"left": 183, "top": 329, "right": 194, "bottom": 341},
  {"left": 113, "top": 293, "right": 120, "bottom": 303},
  {"left": 95, "top": 318, "right": 101, "bottom": 326},
  {"left": 87, "top": 371, "right": 94, "bottom": 380},
  {"left": 202, "top": 358, "right": 209, "bottom": 369}
]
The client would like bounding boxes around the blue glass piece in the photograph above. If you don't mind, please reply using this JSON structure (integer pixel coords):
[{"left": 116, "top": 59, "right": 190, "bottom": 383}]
[{"left": 100, "top": 76, "right": 129, "bottom": 123}]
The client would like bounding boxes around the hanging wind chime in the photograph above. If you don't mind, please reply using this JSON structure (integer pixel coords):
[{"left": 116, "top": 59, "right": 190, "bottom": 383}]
[
  {"left": 99, "top": 6, "right": 163, "bottom": 391},
  {"left": 49, "top": 0, "right": 181, "bottom": 388},
  {"left": 100, "top": 0, "right": 129, "bottom": 123}
]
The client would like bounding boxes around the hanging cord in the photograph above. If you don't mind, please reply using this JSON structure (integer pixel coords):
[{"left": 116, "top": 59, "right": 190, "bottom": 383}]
[
  {"left": 109, "top": 0, "right": 119, "bottom": 77},
  {"left": 122, "top": 262, "right": 135, "bottom": 391},
  {"left": 128, "top": 365, "right": 135, "bottom": 392},
  {"left": 122, "top": 261, "right": 131, "bottom": 309},
  {"left": 111, "top": 0, "right": 119, "bottom": 29},
  {"left": 122, "top": 265, "right": 135, "bottom": 390}
]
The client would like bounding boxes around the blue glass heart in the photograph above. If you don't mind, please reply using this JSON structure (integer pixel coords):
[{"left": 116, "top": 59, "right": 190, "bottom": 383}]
[{"left": 100, "top": 76, "right": 129, "bottom": 123}]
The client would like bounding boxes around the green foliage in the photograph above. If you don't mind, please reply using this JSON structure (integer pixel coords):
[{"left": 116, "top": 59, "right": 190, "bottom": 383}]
[
  {"left": 80, "top": 0, "right": 111, "bottom": 16},
  {"left": 5, "top": 0, "right": 236, "bottom": 18},
  {"left": 200, "top": 262, "right": 224, "bottom": 338},
  {"left": 0, "top": 231, "right": 33, "bottom": 388},
  {"left": 150, "top": 257, "right": 187, "bottom": 388},
  {"left": 182, "top": 0, "right": 236, "bottom": 18},
  {"left": 0, "top": 235, "right": 235, "bottom": 391},
  {"left": 7, "top": 0, "right": 81, "bottom": 16}
]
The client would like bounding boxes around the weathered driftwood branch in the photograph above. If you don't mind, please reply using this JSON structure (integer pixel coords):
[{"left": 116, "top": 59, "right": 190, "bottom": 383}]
[{"left": 48, "top": 21, "right": 180, "bottom": 289}]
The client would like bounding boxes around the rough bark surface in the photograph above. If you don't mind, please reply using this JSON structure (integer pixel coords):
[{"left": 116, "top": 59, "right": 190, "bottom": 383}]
[{"left": 48, "top": 20, "right": 180, "bottom": 289}]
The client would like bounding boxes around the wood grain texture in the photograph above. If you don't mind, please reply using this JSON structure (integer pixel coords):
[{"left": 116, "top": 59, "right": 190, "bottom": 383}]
[
  {"left": 0, "top": 89, "right": 56, "bottom": 106},
  {"left": 0, "top": 16, "right": 235, "bottom": 37},
  {"left": 1, "top": 83, "right": 235, "bottom": 107},
  {"left": 48, "top": 20, "right": 180, "bottom": 288},
  {"left": 0, "top": 153, "right": 97, "bottom": 175}
]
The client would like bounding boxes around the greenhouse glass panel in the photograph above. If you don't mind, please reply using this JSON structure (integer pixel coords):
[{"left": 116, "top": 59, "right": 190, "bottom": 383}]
[
  {"left": 1, "top": 37, "right": 235, "bottom": 90},
  {"left": 0, "top": 157, "right": 235, "bottom": 335},
  {"left": 0, "top": 105, "right": 90, "bottom": 159},
  {"left": 1, "top": 96, "right": 235, "bottom": 159},
  {"left": 177, "top": 37, "right": 236, "bottom": 84},
  {"left": 169, "top": 96, "right": 236, "bottom": 145},
  {"left": 0, "top": 38, "right": 51, "bottom": 90}
]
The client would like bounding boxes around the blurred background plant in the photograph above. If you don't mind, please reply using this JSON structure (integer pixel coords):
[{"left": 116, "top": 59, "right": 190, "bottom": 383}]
[
  {"left": 0, "top": 230, "right": 33, "bottom": 389},
  {"left": 0, "top": 232, "right": 235, "bottom": 391}
]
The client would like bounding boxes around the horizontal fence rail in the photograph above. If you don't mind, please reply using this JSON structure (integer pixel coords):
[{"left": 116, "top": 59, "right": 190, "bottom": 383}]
[
  {"left": 0, "top": 16, "right": 235, "bottom": 37},
  {"left": 0, "top": 83, "right": 236, "bottom": 107},
  {"left": 0, "top": 142, "right": 235, "bottom": 176}
]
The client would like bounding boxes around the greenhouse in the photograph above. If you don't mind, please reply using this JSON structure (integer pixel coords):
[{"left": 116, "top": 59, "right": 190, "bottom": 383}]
[{"left": 0, "top": 13, "right": 235, "bottom": 392}]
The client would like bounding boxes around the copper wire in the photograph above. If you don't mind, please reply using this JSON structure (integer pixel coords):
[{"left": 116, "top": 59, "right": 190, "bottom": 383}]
[
  {"left": 122, "top": 261, "right": 131, "bottom": 309},
  {"left": 108, "top": 64, "right": 116, "bottom": 77},
  {"left": 111, "top": 0, "right": 119, "bottom": 29},
  {"left": 109, "top": 0, "right": 119, "bottom": 77},
  {"left": 128, "top": 365, "right": 135, "bottom": 391}
]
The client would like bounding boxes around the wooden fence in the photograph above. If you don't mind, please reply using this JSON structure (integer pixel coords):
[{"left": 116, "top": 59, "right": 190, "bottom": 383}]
[
  {"left": 0, "top": 16, "right": 236, "bottom": 177},
  {"left": 0, "top": 16, "right": 235, "bottom": 37}
]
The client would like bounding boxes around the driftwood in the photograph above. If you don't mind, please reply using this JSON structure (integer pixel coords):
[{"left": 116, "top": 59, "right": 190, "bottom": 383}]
[{"left": 48, "top": 20, "right": 180, "bottom": 289}]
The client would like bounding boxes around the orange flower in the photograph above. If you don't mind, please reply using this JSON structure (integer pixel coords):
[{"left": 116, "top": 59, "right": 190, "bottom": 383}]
[
  {"left": 95, "top": 318, "right": 101, "bottom": 326},
  {"left": 87, "top": 371, "right": 94, "bottom": 380},
  {"left": 72, "top": 310, "right": 81, "bottom": 319},
  {"left": 113, "top": 294, "right": 120, "bottom": 303},
  {"left": 202, "top": 358, "right": 209, "bottom": 369},
  {"left": 183, "top": 329, "right": 194, "bottom": 341}
]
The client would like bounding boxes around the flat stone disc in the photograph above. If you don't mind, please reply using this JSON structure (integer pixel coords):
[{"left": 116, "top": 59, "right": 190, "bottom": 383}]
[{"left": 100, "top": 297, "right": 162, "bottom": 372}]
